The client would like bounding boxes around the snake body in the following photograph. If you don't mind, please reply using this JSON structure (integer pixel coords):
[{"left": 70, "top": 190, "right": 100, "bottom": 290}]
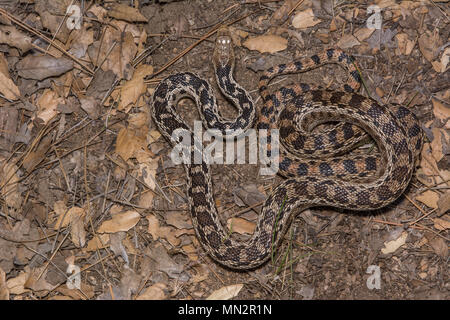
[{"left": 151, "top": 29, "right": 423, "bottom": 269}]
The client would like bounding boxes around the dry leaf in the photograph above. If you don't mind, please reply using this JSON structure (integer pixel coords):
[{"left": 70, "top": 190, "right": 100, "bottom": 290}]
[
  {"left": 206, "top": 284, "right": 243, "bottom": 300},
  {"left": 119, "top": 64, "right": 153, "bottom": 111},
  {"left": 227, "top": 217, "right": 256, "bottom": 234},
  {"left": 108, "top": 3, "right": 148, "bottom": 22},
  {"left": 418, "top": 31, "right": 441, "bottom": 63},
  {"left": 85, "top": 234, "right": 110, "bottom": 252},
  {"left": 0, "top": 267, "right": 8, "bottom": 300},
  {"left": 6, "top": 269, "right": 29, "bottom": 295},
  {"left": 115, "top": 127, "right": 147, "bottom": 162},
  {"left": 381, "top": 231, "right": 408, "bottom": 254},
  {"left": 0, "top": 54, "right": 20, "bottom": 100},
  {"left": 16, "top": 55, "right": 73, "bottom": 80},
  {"left": 243, "top": 35, "right": 288, "bottom": 54},
  {"left": 415, "top": 190, "right": 440, "bottom": 209},
  {"left": 54, "top": 206, "right": 85, "bottom": 229},
  {"left": 354, "top": 28, "right": 375, "bottom": 42},
  {"left": 0, "top": 25, "right": 33, "bottom": 52},
  {"left": 35, "top": 89, "right": 64, "bottom": 125},
  {"left": 337, "top": 34, "right": 361, "bottom": 49},
  {"left": 424, "top": 232, "right": 448, "bottom": 258},
  {"left": 433, "top": 217, "right": 450, "bottom": 231},
  {"left": 0, "top": 160, "right": 21, "bottom": 209},
  {"left": 98, "top": 210, "right": 140, "bottom": 233},
  {"left": 136, "top": 283, "right": 167, "bottom": 300},
  {"left": 437, "top": 192, "right": 450, "bottom": 215},
  {"left": 292, "top": 8, "right": 322, "bottom": 29},
  {"left": 432, "top": 98, "right": 450, "bottom": 123},
  {"left": 146, "top": 214, "right": 181, "bottom": 247}
]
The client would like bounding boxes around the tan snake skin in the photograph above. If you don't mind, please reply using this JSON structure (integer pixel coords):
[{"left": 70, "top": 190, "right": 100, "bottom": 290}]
[{"left": 151, "top": 29, "right": 423, "bottom": 269}]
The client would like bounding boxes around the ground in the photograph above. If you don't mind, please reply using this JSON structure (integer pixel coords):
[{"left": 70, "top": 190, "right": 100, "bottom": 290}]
[{"left": 0, "top": 0, "right": 448, "bottom": 300}]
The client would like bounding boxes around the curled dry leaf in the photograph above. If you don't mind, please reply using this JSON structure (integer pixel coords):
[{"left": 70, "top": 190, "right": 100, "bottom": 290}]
[
  {"left": 381, "top": 231, "right": 408, "bottom": 254},
  {"left": 107, "top": 3, "right": 148, "bottom": 23},
  {"left": 35, "top": 89, "right": 64, "bottom": 125},
  {"left": 119, "top": 64, "right": 153, "bottom": 111},
  {"left": 424, "top": 232, "right": 448, "bottom": 258},
  {"left": 432, "top": 98, "right": 450, "bottom": 125},
  {"left": 337, "top": 34, "right": 361, "bottom": 49},
  {"left": 292, "top": 8, "right": 322, "bottom": 29},
  {"left": 415, "top": 190, "right": 439, "bottom": 209},
  {"left": 0, "top": 25, "right": 32, "bottom": 52},
  {"left": 136, "top": 283, "right": 167, "bottom": 300},
  {"left": 0, "top": 54, "right": 20, "bottom": 101},
  {"left": 206, "top": 283, "right": 243, "bottom": 300},
  {"left": 16, "top": 55, "right": 73, "bottom": 80},
  {"left": 54, "top": 206, "right": 85, "bottom": 229},
  {"left": 97, "top": 210, "right": 140, "bottom": 233},
  {"left": 115, "top": 127, "right": 147, "bottom": 162},
  {"left": 243, "top": 35, "right": 288, "bottom": 54},
  {"left": 433, "top": 217, "right": 450, "bottom": 231},
  {"left": 0, "top": 160, "right": 21, "bottom": 209},
  {"left": 0, "top": 267, "right": 8, "bottom": 300}
]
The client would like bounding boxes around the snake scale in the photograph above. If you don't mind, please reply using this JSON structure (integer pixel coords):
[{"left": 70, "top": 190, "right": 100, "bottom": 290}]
[{"left": 151, "top": 29, "right": 423, "bottom": 269}]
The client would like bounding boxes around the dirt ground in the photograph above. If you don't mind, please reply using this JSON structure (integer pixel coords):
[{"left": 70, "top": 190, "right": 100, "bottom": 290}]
[{"left": 0, "top": 0, "right": 448, "bottom": 300}]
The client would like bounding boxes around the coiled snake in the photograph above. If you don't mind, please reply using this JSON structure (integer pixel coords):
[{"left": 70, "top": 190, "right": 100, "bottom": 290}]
[{"left": 151, "top": 29, "right": 423, "bottom": 269}]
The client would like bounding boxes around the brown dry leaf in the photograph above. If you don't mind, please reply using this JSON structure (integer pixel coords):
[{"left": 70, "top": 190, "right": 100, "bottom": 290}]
[
  {"left": 0, "top": 267, "right": 8, "bottom": 300},
  {"left": 437, "top": 192, "right": 450, "bottom": 215},
  {"left": 418, "top": 31, "right": 441, "bottom": 63},
  {"left": 0, "top": 25, "right": 33, "bottom": 52},
  {"left": 424, "top": 232, "right": 448, "bottom": 258},
  {"left": 97, "top": 210, "right": 140, "bottom": 233},
  {"left": 182, "top": 244, "right": 198, "bottom": 261},
  {"left": 395, "top": 33, "right": 415, "bottom": 55},
  {"left": 433, "top": 217, "right": 450, "bottom": 231},
  {"left": 35, "top": 0, "right": 72, "bottom": 43},
  {"left": 135, "top": 150, "right": 158, "bottom": 190},
  {"left": 337, "top": 34, "right": 361, "bottom": 49},
  {"left": 271, "top": 0, "right": 298, "bottom": 23},
  {"left": 85, "top": 234, "right": 110, "bottom": 252},
  {"left": 136, "top": 283, "right": 167, "bottom": 300},
  {"left": 35, "top": 89, "right": 64, "bottom": 125},
  {"left": 292, "top": 8, "right": 322, "bottom": 29},
  {"left": 108, "top": 3, "right": 148, "bottom": 22},
  {"left": 381, "top": 231, "right": 408, "bottom": 254},
  {"left": 415, "top": 190, "right": 440, "bottom": 209},
  {"left": 54, "top": 206, "right": 85, "bottom": 229},
  {"left": 87, "top": 27, "right": 137, "bottom": 79},
  {"left": 432, "top": 98, "right": 450, "bottom": 124},
  {"left": 430, "top": 128, "right": 448, "bottom": 162},
  {"left": 165, "top": 211, "right": 192, "bottom": 230},
  {"left": 119, "top": 64, "right": 153, "bottom": 111},
  {"left": 227, "top": 217, "right": 256, "bottom": 235},
  {"left": 70, "top": 214, "right": 86, "bottom": 248},
  {"left": 22, "top": 133, "right": 52, "bottom": 174},
  {"left": 115, "top": 127, "right": 147, "bottom": 162},
  {"left": 146, "top": 214, "right": 181, "bottom": 247},
  {"left": 432, "top": 47, "right": 450, "bottom": 73},
  {"left": 79, "top": 96, "right": 100, "bottom": 119},
  {"left": 0, "top": 53, "right": 20, "bottom": 101},
  {"left": 138, "top": 191, "right": 154, "bottom": 209},
  {"left": 354, "top": 28, "right": 375, "bottom": 42},
  {"left": 55, "top": 283, "right": 95, "bottom": 300},
  {"left": 24, "top": 266, "right": 57, "bottom": 293},
  {"left": 16, "top": 55, "right": 73, "bottom": 80},
  {"left": 0, "top": 160, "right": 21, "bottom": 210},
  {"left": 6, "top": 268, "right": 30, "bottom": 295},
  {"left": 243, "top": 35, "right": 288, "bottom": 54},
  {"left": 206, "top": 284, "right": 243, "bottom": 300}
]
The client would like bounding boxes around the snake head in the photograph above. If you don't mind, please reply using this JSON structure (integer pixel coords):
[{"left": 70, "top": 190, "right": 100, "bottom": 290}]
[{"left": 213, "top": 27, "right": 235, "bottom": 69}]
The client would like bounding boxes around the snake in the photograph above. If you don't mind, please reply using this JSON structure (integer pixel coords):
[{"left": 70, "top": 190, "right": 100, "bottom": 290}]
[{"left": 151, "top": 28, "right": 423, "bottom": 269}]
